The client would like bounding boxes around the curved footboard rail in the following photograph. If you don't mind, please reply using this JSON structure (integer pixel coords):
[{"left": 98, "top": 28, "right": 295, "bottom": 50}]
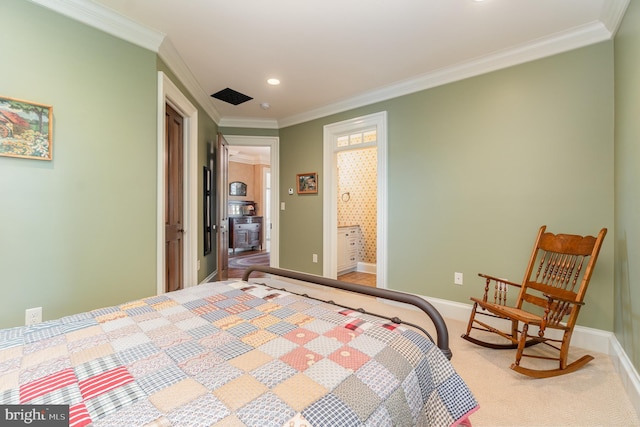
[{"left": 242, "top": 265, "right": 452, "bottom": 360}]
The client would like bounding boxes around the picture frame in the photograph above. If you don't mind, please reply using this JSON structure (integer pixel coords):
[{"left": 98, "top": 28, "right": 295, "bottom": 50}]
[
  {"left": 297, "top": 172, "right": 318, "bottom": 194},
  {"left": 0, "top": 96, "right": 53, "bottom": 160},
  {"left": 229, "top": 181, "right": 247, "bottom": 196},
  {"left": 203, "top": 166, "right": 212, "bottom": 255}
]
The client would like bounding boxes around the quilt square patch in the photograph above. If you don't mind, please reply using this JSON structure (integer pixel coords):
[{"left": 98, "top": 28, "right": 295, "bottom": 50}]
[
  {"left": 333, "top": 375, "right": 382, "bottom": 421},
  {"left": 20, "top": 368, "right": 77, "bottom": 403},
  {"left": 265, "top": 321, "right": 297, "bottom": 336},
  {"left": 249, "top": 359, "right": 296, "bottom": 389},
  {"left": 21, "top": 344, "right": 68, "bottom": 369},
  {"left": 303, "top": 358, "right": 352, "bottom": 390},
  {"left": 78, "top": 366, "right": 134, "bottom": 400},
  {"left": 303, "top": 335, "right": 343, "bottom": 357},
  {"left": 127, "top": 352, "right": 174, "bottom": 378},
  {"left": 323, "top": 325, "right": 359, "bottom": 344},
  {"left": 229, "top": 349, "right": 272, "bottom": 372},
  {"left": 302, "top": 393, "right": 360, "bottom": 427},
  {"left": 198, "top": 331, "right": 236, "bottom": 349},
  {"left": 19, "top": 357, "right": 73, "bottom": 388},
  {"left": 241, "top": 329, "right": 278, "bottom": 348},
  {"left": 280, "top": 346, "right": 323, "bottom": 371},
  {"left": 213, "top": 340, "right": 253, "bottom": 361},
  {"left": 283, "top": 328, "right": 319, "bottom": 346},
  {"left": 328, "top": 346, "right": 370, "bottom": 371},
  {"left": 356, "top": 359, "right": 400, "bottom": 400},
  {"left": 166, "top": 393, "right": 230, "bottom": 427},
  {"left": 257, "top": 337, "right": 298, "bottom": 359},
  {"left": 272, "top": 373, "right": 327, "bottom": 411},
  {"left": 194, "top": 363, "right": 242, "bottom": 390},
  {"left": 213, "top": 374, "right": 267, "bottom": 412},
  {"left": 84, "top": 381, "right": 146, "bottom": 420},
  {"left": 236, "top": 391, "right": 296, "bottom": 427},
  {"left": 148, "top": 378, "right": 208, "bottom": 414},
  {"left": 179, "top": 352, "right": 224, "bottom": 376},
  {"left": 137, "top": 365, "right": 186, "bottom": 395},
  {"left": 91, "top": 400, "right": 161, "bottom": 427},
  {"left": 284, "top": 313, "right": 313, "bottom": 327},
  {"left": 164, "top": 341, "right": 206, "bottom": 364},
  {"left": 70, "top": 343, "right": 115, "bottom": 367},
  {"left": 225, "top": 321, "right": 258, "bottom": 338}
]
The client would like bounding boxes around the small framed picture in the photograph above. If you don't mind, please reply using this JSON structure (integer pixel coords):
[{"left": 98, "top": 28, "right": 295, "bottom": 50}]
[
  {"left": 296, "top": 172, "right": 318, "bottom": 194},
  {"left": 0, "top": 96, "right": 53, "bottom": 160}
]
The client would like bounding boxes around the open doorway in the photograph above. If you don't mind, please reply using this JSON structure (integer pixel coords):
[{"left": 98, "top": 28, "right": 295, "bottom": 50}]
[
  {"left": 323, "top": 112, "right": 387, "bottom": 288},
  {"left": 223, "top": 135, "right": 279, "bottom": 278}
]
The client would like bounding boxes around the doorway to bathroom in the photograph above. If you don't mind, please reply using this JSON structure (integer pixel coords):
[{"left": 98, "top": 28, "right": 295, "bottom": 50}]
[{"left": 323, "top": 111, "right": 387, "bottom": 288}]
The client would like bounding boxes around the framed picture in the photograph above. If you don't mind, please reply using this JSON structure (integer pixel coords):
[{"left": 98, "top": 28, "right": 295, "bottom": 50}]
[
  {"left": 203, "top": 166, "right": 212, "bottom": 255},
  {"left": 0, "top": 96, "right": 53, "bottom": 160},
  {"left": 297, "top": 172, "right": 318, "bottom": 194},
  {"left": 229, "top": 181, "right": 247, "bottom": 196}
]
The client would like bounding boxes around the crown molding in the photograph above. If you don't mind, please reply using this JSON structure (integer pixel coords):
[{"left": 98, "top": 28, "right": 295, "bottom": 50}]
[
  {"left": 601, "top": 0, "right": 631, "bottom": 35},
  {"left": 29, "top": 0, "right": 223, "bottom": 126},
  {"left": 229, "top": 153, "right": 269, "bottom": 165},
  {"left": 30, "top": 0, "right": 629, "bottom": 130},
  {"left": 28, "top": 0, "right": 164, "bottom": 52},
  {"left": 277, "top": 20, "right": 617, "bottom": 128},
  {"left": 158, "top": 39, "right": 221, "bottom": 125},
  {"left": 219, "top": 116, "right": 279, "bottom": 129}
]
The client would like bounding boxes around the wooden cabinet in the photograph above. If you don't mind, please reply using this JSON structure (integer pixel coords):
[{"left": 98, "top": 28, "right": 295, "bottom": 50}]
[
  {"left": 338, "top": 225, "right": 360, "bottom": 274},
  {"left": 229, "top": 217, "right": 263, "bottom": 254}
]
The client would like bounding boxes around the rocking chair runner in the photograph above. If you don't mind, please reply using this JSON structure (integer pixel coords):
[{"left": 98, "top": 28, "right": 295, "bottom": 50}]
[{"left": 461, "top": 225, "right": 607, "bottom": 378}]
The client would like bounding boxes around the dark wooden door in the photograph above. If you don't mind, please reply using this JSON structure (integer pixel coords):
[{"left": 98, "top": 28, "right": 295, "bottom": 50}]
[
  {"left": 217, "top": 133, "right": 229, "bottom": 280},
  {"left": 165, "top": 104, "right": 184, "bottom": 292}
]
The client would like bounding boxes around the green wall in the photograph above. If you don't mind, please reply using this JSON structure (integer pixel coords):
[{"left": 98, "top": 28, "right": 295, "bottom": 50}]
[
  {"left": 0, "top": 0, "right": 158, "bottom": 327},
  {"left": 614, "top": 0, "right": 640, "bottom": 372},
  {"left": 280, "top": 42, "right": 615, "bottom": 332}
]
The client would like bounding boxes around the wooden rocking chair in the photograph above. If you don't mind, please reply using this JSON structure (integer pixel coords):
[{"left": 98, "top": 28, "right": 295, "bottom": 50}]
[{"left": 461, "top": 225, "right": 607, "bottom": 378}]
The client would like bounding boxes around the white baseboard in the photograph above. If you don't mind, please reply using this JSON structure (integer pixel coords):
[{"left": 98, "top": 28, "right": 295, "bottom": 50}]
[
  {"left": 609, "top": 335, "right": 640, "bottom": 418},
  {"left": 357, "top": 262, "right": 376, "bottom": 274},
  {"left": 421, "top": 295, "right": 640, "bottom": 418},
  {"left": 201, "top": 270, "right": 217, "bottom": 284}
]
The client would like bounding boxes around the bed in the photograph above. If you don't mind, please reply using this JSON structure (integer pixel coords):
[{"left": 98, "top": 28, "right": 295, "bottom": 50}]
[{"left": 0, "top": 266, "right": 478, "bottom": 426}]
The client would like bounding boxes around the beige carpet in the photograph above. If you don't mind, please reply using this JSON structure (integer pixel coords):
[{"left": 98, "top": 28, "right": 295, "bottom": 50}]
[{"left": 239, "top": 276, "right": 640, "bottom": 426}]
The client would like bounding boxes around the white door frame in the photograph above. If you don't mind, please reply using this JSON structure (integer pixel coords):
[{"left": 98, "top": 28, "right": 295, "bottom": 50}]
[
  {"left": 322, "top": 111, "right": 388, "bottom": 287},
  {"left": 223, "top": 135, "right": 280, "bottom": 267},
  {"left": 156, "top": 71, "right": 199, "bottom": 294}
]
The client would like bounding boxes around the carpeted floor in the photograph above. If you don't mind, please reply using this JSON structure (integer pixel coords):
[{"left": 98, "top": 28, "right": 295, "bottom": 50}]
[{"left": 238, "top": 276, "right": 640, "bottom": 426}]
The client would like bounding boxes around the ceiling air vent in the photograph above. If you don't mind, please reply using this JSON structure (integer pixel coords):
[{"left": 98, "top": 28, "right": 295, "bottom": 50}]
[{"left": 211, "top": 88, "right": 253, "bottom": 105}]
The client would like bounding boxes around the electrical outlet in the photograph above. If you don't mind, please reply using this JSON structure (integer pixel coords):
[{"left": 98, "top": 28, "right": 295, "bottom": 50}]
[
  {"left": 312, "top": 254, "right": 318, "bottom": 263},
  {"left": 25, "top": 307, "right": 42, "bottom": 325},
  {"left": 454, "top": 272, "right": 463, "bottom": 285}
]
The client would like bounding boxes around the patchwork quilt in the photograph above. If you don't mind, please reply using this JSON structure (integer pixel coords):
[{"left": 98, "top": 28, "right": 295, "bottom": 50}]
[{"left": 0, "top": 280, "right": 478, "bottom": 426}]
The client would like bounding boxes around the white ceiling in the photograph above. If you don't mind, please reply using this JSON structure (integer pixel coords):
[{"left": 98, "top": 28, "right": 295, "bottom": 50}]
[{"left": 34, "top": 0, "right": 628, "bottom": 129}]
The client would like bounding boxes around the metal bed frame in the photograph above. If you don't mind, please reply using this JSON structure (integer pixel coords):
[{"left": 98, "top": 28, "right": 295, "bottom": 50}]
[{"left": 242, "top": 265, "right": 452, "bottom": 359}]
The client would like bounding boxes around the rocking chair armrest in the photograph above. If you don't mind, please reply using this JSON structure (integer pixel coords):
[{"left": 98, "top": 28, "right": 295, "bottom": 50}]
[{"left": 478, "top": 274, "right": 521, "bottom": 288}]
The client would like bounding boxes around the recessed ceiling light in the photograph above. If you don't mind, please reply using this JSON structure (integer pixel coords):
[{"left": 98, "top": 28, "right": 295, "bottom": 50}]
[{"left": 267, "top": 78, "right": 280, "bottom": 86}]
